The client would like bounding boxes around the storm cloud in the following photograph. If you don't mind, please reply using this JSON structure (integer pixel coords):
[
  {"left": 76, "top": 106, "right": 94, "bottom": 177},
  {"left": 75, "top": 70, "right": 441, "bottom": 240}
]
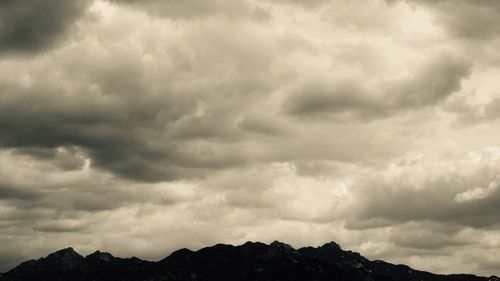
[
  {"left": 0, "top": 0, "right": 90, "bottom": 54},
  {"left": 283, "top": 54, "right": 471, "bottom": 120}
]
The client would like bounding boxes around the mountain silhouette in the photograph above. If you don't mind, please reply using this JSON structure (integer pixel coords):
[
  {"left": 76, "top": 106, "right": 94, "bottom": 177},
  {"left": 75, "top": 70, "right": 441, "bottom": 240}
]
[{"left": 1, "top": 241, "right": 499, "bottom": 281}]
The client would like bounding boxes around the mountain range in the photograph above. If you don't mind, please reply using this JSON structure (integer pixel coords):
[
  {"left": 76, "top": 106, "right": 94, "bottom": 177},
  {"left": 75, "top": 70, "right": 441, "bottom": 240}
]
[{"left": 1, "top": 241, "right": 498, "bottom": 281}]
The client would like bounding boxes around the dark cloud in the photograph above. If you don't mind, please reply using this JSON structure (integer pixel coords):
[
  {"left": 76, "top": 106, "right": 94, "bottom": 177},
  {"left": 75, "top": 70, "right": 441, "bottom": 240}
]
[
  {"left": 0, "top": 184, "right": 40, "bottom": 201},
  {"left": 17, "top": 147, "right": 87, "bottom": 171},
  {"left": 388, "top": 222, "right": 469, "bottom": 250},
  {"left": 0, "top": 52, "right": 251, "bottom": 182},
  {"left": 0, "top": 0, "right": 89, "bottom": 54},
  {"left": 284, "top": 79, "right": 385, "bottom": 119},
  {"left": 0, "top": 0, "right": 412, "bottom": 183},
  {"left": 387, "top": 55, "right": 471, "bottom": 108},
  {"left": 283, "top": 54, "right": 471, "bottom": 121}
]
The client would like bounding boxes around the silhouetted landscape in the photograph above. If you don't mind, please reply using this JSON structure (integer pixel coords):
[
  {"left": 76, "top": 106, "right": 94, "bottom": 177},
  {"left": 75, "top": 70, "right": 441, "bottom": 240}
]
[{"left": 1, "top": 241, "right": 498, "bottom": 281}]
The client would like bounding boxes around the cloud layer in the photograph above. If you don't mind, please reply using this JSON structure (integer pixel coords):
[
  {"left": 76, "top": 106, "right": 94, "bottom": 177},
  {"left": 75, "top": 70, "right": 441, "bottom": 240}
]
[{"left": 1, "top": 0, "right": 500, "bottom": 277}]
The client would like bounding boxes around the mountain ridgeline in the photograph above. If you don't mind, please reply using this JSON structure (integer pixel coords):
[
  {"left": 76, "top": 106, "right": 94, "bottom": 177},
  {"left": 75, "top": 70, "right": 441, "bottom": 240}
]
[{"left": 1, "top": 241, "right": 498, "bottom": 281}]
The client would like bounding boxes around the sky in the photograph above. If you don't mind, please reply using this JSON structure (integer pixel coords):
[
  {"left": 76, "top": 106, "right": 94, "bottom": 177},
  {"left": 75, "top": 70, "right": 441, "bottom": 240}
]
[{"left": 1, "top": 0, "right": 500, "bottom": 276}]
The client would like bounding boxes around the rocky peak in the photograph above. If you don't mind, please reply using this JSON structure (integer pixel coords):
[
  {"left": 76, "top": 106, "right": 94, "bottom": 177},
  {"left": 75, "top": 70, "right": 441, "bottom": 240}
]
[
  {"left": 320, "top": 241, "right": 341, "bottom": 251},
  {"left": 269, "top": 241, "right": 295, "bottom": 252},
  {"left": 45, "top": 247, "right": 84, "bottom": 270},
  {"left": 242, "top": 241, "right": 267, "bottom": 248},
  {"left": 86, "top": 251, "right": 114, "bottom": 262},
  {"left": 48, "top": 247, "right": 80, "bottom": 257},
  {"left": 263, "top": 241, "right": 297, "bottom": 259}
]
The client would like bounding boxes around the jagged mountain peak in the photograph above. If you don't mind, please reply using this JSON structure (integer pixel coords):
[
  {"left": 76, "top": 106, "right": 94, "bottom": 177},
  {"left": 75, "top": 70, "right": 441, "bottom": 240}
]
[
  {"left": 2, "top": 241, "right": 498, "bottom": 281},
  {"left": 263, "top": 241, "right": 298, "bottom": 260},
  {"left": 48, "top": 247, "right": 80, "bottom": 257},
  {"left": 43, "top": 247, "right": 84, "bottom": 270},
  {"left": 85, "top": 250, "right": 114, "bottom": 262},
  {"left": 242, "top": 241, "right": 267, "bottom": 247},
  {"left": 320, "top": 241, "right": 341, "bottom": 250},
  {"left": 269, "top": 241, "right": 295, "bottom": 252},
  {"left": 269, "top": 240, "right": 293, "bottom": 248}
]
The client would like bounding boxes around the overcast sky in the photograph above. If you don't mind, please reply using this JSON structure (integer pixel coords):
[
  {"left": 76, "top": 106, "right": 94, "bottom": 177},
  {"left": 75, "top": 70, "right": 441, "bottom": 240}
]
[{"left": 1, "top": 0, "right": 500, "bottom": 276}]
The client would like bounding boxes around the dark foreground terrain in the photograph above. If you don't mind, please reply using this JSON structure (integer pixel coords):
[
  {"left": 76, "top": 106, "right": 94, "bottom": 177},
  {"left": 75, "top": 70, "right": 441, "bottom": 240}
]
[{"left": 1, "top": 241, "right": 498, "bottom": 281}]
